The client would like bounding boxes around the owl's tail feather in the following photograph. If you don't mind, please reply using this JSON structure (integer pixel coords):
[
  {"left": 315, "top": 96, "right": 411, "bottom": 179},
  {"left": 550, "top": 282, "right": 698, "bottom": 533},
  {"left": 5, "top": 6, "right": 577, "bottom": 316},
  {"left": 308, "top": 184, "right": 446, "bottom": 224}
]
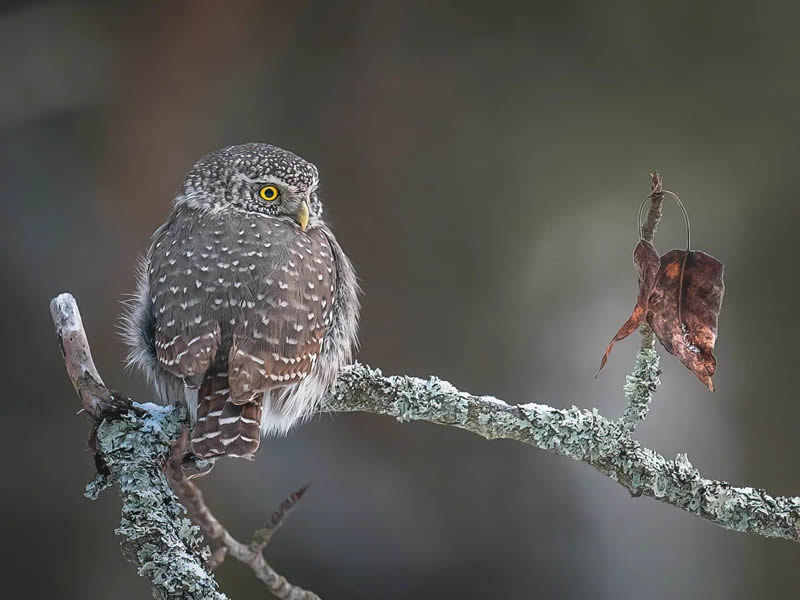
[{"left": 191, "top": 371, "right": 262, "bottom": 459}]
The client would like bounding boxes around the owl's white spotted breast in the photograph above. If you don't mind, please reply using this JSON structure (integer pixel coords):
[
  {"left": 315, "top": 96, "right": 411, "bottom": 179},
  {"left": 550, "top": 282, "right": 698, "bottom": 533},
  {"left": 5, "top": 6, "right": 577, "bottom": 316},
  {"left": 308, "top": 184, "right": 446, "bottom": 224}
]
[{"left": 148, "top": 206, "right": 337, "bottom": 400}]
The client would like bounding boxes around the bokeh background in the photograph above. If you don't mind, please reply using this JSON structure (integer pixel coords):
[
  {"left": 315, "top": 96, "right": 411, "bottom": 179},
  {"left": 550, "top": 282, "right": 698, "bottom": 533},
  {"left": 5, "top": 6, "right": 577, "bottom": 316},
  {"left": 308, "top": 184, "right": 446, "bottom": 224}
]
[{"left": 2, "top": 1, "right": 799, "bottom": 598}]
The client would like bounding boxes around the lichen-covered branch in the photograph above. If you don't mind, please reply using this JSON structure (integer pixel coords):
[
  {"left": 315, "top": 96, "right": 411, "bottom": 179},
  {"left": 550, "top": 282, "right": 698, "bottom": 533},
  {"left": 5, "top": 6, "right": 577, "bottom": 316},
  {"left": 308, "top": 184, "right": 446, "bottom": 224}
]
[
  {"left": 52, "top": 293, "right": 311, "bottom": 600},
  {"left": 85, "top": 402, "right": 225, "bottom": 600},
  {"left": 326, "top": 363, "right": 800, "bottom": 542},
  {"left": 626, "top": 171, "right": 665, "bottom": 425},
  {"left": 53, "top": 289, "right": 800, "bottom": 600},
  {"left": 53, "top": 293, "right": 226, "bottom": 600},
  {"left": 618, "top": 346, "right": 660, "bottom": 433}
]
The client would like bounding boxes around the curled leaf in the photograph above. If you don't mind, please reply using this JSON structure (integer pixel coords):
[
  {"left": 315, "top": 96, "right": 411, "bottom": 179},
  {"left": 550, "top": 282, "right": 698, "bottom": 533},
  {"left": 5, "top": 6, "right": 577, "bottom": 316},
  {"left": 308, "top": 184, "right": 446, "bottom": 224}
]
[
  {"left": 645, "top": 250, "right": 724, "bottom": 391},
  {"left": 597, "top": 239, "right": 661, "bottom": 375}
]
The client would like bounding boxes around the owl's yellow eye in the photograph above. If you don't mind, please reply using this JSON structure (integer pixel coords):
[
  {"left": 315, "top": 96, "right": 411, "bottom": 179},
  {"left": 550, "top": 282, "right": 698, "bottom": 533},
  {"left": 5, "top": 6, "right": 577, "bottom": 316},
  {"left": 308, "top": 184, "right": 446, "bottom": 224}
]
[{"left": 259, "top": 185, "right": 279, "bottom": 201}]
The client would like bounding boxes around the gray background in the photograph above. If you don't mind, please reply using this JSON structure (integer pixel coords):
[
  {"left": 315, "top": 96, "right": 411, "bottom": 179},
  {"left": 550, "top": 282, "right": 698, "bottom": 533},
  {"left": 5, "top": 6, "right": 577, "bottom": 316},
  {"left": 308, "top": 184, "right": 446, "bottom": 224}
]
[{"left": 2, "top": 1, "right": 798, "bottom": 598}]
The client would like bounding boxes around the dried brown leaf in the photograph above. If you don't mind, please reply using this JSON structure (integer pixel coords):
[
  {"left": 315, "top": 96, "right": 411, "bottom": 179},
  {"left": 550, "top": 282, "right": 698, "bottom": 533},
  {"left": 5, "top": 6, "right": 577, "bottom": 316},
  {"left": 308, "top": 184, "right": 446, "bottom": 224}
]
[{"left": 646, "top": 249, "right": 724, "bottom": 391}]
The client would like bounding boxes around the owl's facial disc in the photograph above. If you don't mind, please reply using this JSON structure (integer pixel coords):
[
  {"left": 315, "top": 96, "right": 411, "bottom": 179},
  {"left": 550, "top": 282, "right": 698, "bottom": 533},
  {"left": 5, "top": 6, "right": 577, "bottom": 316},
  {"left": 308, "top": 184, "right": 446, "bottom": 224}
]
[{"left": 180, "top": 144, "right": 321, "bottom": 229}]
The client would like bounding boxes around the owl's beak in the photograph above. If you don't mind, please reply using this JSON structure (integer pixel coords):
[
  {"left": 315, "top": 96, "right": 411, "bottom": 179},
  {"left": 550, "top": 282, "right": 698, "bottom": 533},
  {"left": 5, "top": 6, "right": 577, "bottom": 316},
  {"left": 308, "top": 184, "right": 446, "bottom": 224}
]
[{"left": 296, "top": 200, "right": 310, "bottom": 231}]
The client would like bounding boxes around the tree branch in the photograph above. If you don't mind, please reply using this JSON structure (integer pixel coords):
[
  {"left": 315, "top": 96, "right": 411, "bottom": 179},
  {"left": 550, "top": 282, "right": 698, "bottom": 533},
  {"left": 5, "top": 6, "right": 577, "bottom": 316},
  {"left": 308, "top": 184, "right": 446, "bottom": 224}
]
[
  {"left": 326, "top": 363, "right": 800, "bottom": 542},
  {"left": 52, "top": 293, "right": 310, "bottom": 600},
  {"left": 620, "top": 171, "right": 665, "bottom": 432},
  {"left": 641, "top": 171, "right": 664, "bottom": 244},
  {"left": 165, "top": 431, "right": 319, "bottom": 600},
  {"left": 618, "top": 345, "right": 660, "bottom": 433},
  {"left": 52, "top": 260, "right": 800, "bottom": 599}
]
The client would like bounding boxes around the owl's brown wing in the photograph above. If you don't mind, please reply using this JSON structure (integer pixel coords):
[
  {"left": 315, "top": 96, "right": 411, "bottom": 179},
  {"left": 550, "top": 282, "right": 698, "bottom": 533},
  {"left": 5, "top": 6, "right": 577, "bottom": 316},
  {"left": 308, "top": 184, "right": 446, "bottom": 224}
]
[
  {"left": 148, "top": 215, "right": 225, "bottom": 387},
  {"left": 228, "top": 228, "right": 336, "bottom": 403},
  {"left": 155, "top": 322, "right": 221, "bottom": 385}
]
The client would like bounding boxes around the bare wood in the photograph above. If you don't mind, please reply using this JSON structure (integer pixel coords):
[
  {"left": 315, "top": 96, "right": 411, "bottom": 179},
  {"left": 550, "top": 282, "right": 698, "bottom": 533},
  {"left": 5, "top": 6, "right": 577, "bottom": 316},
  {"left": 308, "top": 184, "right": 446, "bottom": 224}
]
[
  {"left": 50, "top": 293, "right": 112, "bottom": 417},
  {"left": 638, "top": 171, "right": 663, "bottom": 354},
  {"left": 641, "top": 171, "right": 664, "bottom": 244}
]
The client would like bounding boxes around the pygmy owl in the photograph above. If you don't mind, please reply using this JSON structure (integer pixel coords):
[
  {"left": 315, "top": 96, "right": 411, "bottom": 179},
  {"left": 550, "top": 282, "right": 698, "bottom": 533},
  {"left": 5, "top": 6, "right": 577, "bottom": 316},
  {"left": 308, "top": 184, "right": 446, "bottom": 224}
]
[{"left": 123, "top": 144, "right": 360, "bottom": 459}]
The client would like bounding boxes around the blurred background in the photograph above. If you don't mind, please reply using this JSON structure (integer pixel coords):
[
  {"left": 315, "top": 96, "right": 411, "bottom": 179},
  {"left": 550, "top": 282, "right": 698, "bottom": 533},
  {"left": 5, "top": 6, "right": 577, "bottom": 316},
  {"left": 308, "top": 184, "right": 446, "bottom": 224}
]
[{"left": 2, "top": 1, "right": 798, "bottom": 598}]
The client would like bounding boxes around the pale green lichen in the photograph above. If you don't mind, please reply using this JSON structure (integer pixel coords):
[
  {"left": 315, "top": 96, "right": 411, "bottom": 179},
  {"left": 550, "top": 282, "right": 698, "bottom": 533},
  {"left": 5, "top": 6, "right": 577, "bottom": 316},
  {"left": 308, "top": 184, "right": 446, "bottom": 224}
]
[
  {"left": 84, "top": 359, "right": 800, "bottom": 600},
  {"left": 86, "top": 403, "right": 226, "bottom": 600},
  {"left": 328, "top": 363, "right": 800, "bottom": 543},
  {"left": 619, "top": 346, "right": 660, "bottom": 432}
]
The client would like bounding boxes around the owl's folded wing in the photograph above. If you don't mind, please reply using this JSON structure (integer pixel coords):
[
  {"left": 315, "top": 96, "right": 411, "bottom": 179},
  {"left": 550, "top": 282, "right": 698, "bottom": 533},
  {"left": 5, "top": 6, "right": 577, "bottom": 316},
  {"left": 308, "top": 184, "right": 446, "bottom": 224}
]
[{"left": 228, "top": 229, "right": 337, "bottom": 403}]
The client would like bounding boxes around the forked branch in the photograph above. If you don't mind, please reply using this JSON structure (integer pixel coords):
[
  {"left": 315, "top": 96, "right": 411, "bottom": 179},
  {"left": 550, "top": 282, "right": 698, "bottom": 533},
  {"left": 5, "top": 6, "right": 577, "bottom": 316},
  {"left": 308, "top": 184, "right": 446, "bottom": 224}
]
[
  {"left": 52, "top": 274, "right": 800, "bottom": 599},
  {"left": 165, "top": 431, "right": 318, "bottom": 599},
  {"left": 52, "top": 293, "right": 316, "bottom": 600}
]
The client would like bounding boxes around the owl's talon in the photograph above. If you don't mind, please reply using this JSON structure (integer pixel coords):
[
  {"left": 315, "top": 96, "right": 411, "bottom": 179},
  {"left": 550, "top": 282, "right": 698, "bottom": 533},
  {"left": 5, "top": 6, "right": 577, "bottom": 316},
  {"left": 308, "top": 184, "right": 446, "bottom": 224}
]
[{"left": 184, "top": 454, "right": 216, "bottom": 479}]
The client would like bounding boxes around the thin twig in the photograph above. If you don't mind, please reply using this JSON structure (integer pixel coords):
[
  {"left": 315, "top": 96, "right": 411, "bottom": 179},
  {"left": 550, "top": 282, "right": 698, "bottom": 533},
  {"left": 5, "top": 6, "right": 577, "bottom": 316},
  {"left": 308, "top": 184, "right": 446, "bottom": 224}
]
[
  {"left": 640, "top": 171, "right": 664, "bottom": 244},
  {"left": 165, "top": 432, "right": 319, "bottom": 599},
  {"left": 166, "top": 429, "right": 319, "bottom": 600},
  {"left": 622, "top": 172, "right": 665, "bottom": 430},
  {"left": 618, "top": 346, "right": 660, "bottom": 433},
  {"left": 638, "top": 172, "right": 663, "bottom": 350},
  {"left": 252, "top": 483, "right": 311, "bottom": 553}
]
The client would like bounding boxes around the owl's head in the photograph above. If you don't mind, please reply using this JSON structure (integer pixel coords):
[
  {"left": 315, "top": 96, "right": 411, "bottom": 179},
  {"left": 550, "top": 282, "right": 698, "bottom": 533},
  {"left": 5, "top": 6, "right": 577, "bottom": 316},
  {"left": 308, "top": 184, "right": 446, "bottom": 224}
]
[{"left": 178, "top": 143, "right": 323, "bottom": 230}]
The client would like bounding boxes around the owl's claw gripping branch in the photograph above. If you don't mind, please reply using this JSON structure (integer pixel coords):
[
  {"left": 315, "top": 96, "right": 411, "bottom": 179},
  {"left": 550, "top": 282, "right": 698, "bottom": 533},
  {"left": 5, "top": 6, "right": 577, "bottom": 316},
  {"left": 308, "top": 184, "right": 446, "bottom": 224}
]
[{"left": 51, "top": 292, "right": 320, "bottom": 600}]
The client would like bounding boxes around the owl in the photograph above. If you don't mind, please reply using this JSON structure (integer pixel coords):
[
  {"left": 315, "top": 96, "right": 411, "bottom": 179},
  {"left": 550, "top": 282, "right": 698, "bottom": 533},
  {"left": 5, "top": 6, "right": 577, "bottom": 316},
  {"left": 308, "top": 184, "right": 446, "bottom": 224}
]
[{"left": 123, "top": 143, "right": 360, "bottom": 459}]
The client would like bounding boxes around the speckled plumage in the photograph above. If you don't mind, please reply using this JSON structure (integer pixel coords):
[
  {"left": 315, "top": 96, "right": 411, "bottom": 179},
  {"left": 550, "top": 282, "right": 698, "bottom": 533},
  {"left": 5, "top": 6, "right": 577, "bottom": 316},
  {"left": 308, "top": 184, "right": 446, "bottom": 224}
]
[{"left": 123, "top": 143, "right": 359, "bottom": 459}]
